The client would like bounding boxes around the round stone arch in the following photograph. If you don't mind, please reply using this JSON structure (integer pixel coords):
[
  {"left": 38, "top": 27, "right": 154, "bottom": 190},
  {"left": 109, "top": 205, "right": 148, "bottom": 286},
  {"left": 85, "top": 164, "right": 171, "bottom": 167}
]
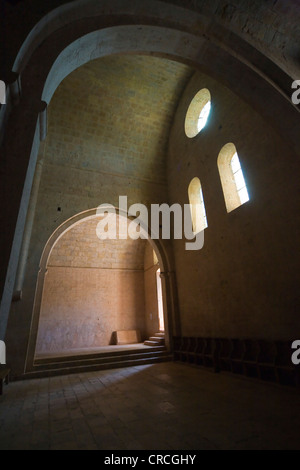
[{"left": 26, "top": 207, "right": 176, "bottom": 372}]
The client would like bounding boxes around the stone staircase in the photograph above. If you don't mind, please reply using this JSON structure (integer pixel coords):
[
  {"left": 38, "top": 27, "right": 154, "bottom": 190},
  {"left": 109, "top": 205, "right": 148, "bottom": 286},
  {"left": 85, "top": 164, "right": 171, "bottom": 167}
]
[
  {"left": 144, "top": 331, "right": 165, "bottom": 347},
  {"left": 22, "top": 343, "right": 172, "bottom": 379}
]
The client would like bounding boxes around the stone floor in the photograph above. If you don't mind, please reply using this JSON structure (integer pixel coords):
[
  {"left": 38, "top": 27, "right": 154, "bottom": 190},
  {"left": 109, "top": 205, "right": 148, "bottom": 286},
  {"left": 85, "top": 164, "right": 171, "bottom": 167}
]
[{"left": 0, "top": 362, "right": 300, "bottom": 450}]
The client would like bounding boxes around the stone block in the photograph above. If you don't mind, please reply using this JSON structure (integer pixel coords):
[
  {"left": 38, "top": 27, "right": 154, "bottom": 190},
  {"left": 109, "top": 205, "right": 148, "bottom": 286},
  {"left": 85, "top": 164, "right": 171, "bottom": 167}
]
[{"left": 115, "top": 330, "right": 141, "bottom": 345}]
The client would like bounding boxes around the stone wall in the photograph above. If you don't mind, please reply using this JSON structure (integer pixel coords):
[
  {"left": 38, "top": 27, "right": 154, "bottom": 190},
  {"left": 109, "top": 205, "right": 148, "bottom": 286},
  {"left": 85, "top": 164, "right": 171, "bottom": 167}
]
[
  {"left": 167, "top": 70, "right": 300, "bottom": 340},
  {"left": 36, "top": 267, "right": 145, "bottom": 353},
  {"left": 6, "top": 54, "right": 186, "bottom": 371}
]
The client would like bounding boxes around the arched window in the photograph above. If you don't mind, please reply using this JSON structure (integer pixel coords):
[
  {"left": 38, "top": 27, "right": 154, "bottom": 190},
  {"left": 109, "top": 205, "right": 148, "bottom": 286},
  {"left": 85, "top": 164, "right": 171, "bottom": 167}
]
[
  {"left": 197, "top": 100, "right": 211, "bottom": 133},
  {"left": 188, "top": 177, "right": 208, "bottom": 233},
  {"left": 185, "top": 88, "right": 211, "bottom": 138},
  {"left": 217, "top": 143, "right": 249, "bottom": 213}
]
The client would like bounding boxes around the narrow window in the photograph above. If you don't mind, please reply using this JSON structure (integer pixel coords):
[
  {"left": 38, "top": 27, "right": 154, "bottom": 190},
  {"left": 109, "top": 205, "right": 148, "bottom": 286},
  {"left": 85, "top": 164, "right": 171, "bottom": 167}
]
[
  {"left": 185, "top": 88, "right": 211, "bottom": 138},
  {"left": 217, "top": 143, "right": 250, "bottom": 213},
  {"left": 156, "top": 268, "right": 164, "bottom": 332},
  {"left": 153, "top": 249, "right": 158, "bottom": 265},
  {"left": 197, "top": 100, "right": 211, "bottom": 133},
  {"left": 188, "top": 177, "right": 208, "bottom": 233},
  {"left": 230, "top": 152, "right": 249, "bottom": 205}
]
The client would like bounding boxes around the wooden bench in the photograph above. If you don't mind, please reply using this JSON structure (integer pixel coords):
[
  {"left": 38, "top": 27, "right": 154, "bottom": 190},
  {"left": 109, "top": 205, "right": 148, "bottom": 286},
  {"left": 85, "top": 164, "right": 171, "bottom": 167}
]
[
  {"left": 275, "top": 341, "right": 299, "bottom": 387},
  {"left": 257, "top": 340, "right": 277, "bottom": 382},
  {"left": 0, "top": 365, "right": 10, "bottom": 395},
  {"left": 203, "top": 338, "right": 218, "bottom": 371},
  {"left": 218, "top": 338, "right": 232, "bottom": 372},
  {"left": 230, "top": 339, "right": 245, "bottom": 374},
  {"left": 243, "top": 339, "right": 260, "bottom": 378},
  {"left": 195, "top": 337, "right": 206, "bottom": 366}
]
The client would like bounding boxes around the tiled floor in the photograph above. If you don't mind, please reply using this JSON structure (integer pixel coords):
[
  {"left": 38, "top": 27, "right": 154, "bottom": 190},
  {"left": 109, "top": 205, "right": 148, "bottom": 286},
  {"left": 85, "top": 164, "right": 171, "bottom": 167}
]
[{"left": 0, "top": 362, "right": 300, "bottom": 450}]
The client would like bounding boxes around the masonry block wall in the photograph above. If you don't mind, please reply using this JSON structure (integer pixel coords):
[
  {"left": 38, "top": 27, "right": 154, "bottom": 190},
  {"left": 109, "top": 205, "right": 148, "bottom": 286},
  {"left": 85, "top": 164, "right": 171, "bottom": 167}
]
[
  {"left": 6, "top": 55, "right": 190, "bottom": 371},
  {"left": 37, "top": 267, "right": 146, "bottom": 353},
  {"left": 167, "top": 71, "right": 300, "bottom": 340}
]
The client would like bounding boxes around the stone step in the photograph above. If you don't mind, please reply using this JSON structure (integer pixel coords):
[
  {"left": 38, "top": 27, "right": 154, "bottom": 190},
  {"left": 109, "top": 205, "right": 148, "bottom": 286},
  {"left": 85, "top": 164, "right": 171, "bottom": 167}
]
[
  {"left": 35, "top": 345, "right": 165, "bottom": 365},
  {"left": 149, "top": 336, "right": 165, "bottom": 343},
  {"left": 144, "top": 332, "right": 165, "bottom": 347},
  {"left": 144, "top": 340, "right": 163, "bottom": 346},
  {"left": 33, "top": 348, "right": 168, "bottom": 371},
  {"left": 18, "top": 352, "right": 173, "bottom": 380}
]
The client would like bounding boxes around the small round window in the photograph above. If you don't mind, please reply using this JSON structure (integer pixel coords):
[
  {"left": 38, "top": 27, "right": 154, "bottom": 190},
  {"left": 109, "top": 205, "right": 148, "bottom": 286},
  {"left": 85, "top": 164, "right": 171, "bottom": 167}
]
[{"left": 184, "top": 88, "right": 211, "bottom": 138}]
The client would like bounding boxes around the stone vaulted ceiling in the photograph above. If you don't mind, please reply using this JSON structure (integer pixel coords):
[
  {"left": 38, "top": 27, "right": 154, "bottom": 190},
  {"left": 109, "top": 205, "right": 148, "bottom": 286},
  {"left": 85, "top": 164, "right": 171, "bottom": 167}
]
[{"left": 45, "top": 54, "right": 193, "bottom": 185}]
